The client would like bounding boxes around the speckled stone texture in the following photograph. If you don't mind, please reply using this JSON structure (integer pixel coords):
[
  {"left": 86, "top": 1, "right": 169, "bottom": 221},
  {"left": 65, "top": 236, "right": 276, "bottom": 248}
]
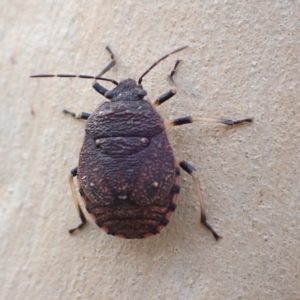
[{"left": 1, "top": 1, "right": 299, "bottom": 299}]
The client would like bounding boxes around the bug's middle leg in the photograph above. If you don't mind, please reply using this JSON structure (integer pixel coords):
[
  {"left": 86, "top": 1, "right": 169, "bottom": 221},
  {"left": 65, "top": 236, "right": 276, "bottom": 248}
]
[
  {"left": 63, "top": 109, "right": 90, "bottom": 120},
  {"left": 153, "top": 59, "right": 181, "bottom": 107},
  {"left": 167, "top": 116, "right": 253, "bottom": 129},
  {"left": 68, "top": 167, "right": 87, "bottom": 234},
  {"left": 179, "top": 160, "right": 221, "bottom": 240},
  {"left": 63, "top": 97, "right": 108, "bottom": 120}
]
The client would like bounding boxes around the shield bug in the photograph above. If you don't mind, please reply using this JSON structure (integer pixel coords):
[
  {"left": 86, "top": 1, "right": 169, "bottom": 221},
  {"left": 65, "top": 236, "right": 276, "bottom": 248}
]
[{"left": 31, "top": 46, "right": 252, "bottom": 239}]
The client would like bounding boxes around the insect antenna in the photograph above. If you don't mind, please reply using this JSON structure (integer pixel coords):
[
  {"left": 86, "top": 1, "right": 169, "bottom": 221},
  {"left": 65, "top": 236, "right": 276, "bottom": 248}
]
[
  {"left": 30, "top": 74, "right": 119, "bottom": 85},
  {"left": 138, "top": 45, "right": 188, "bottom": 85}
]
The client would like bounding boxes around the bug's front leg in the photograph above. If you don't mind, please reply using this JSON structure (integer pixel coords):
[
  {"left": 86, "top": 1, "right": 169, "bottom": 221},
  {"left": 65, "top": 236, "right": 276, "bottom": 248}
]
[
  {"left": 95, "top": 46, "right": 116, "bottom": 78},
  {"left": 68, "top": 167, "right": 87, "bottom": 234},
  {"left": 92, "top": 46, "right": 117, "bottom": 98},
  {"left": 153, "top": 59, "right": 181, "bottom": 107},
  {"left": 179, "top": 160, "right": 221, "bottom": 240}
]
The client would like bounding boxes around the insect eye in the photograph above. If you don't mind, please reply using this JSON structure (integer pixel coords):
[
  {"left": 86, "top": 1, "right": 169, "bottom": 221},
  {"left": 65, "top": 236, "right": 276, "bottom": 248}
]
[
  {"left": 138, "top": 89, "right": 147, "bottom": 99},
  {"left": 104, "top": 90, "right": 113, "bottom": 99}
]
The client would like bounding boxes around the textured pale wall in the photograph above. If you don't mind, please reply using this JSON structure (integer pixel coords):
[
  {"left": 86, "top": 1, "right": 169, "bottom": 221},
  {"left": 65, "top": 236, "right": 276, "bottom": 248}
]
[{"left": 1, "top": 1, "right": 300, "bottom": 299}]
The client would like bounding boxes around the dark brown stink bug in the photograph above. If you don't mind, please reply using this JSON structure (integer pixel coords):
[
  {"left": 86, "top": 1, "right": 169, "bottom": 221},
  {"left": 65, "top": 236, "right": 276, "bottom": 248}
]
[{"left": 31, "top": 46, "right": 252, "bottom": 239}]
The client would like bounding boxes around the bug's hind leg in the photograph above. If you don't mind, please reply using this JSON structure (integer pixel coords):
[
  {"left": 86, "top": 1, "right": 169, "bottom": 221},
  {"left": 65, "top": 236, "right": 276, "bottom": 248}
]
[
  {"left": 179, "top": 160, "right": 221, "bottom": 240},
  {"left": 154, "top": 59, "right": 181, "bottom": 107},
  {"left": 68, "top": 167, "right": 87, "bottom": 234}
]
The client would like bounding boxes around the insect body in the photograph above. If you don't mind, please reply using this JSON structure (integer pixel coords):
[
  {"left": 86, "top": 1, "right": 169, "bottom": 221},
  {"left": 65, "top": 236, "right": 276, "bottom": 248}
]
[{"left": 31, "top": 46, "right": 252, "bottom": 239}]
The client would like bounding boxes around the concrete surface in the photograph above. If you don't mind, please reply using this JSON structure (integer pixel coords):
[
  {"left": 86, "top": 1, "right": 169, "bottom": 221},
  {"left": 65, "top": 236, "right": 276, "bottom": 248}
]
[{"left": 1, "top": 1, "right": 300, "bottom": 299}]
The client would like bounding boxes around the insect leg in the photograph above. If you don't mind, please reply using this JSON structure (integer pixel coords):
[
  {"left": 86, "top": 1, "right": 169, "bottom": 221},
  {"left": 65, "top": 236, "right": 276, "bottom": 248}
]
[
  {"left": 63, "top": 109, "right": 90, "bottom": 120},
  {"left": 68, "top": 167, "right": 87, "bottom": 234},
  {"left": 93, "top": 82, "right": 109, "bottom": 96},
  {"left": 167, "top": 116, "right": 253, "bottom": 129},
  {"left": 63, "top": 99, "right": 108, "bottom": 120},
  {"left": 153, "top": 59, "right": 181, "bottom": 107},
  {"left": 95, "top": 46, "right": 116, "bottom": 78},
  {"left": 179, "top": 160, "right": 221, "bottom": 240},
  {"left": 92, "top": 46, "right": 117, "bottom": 97}
]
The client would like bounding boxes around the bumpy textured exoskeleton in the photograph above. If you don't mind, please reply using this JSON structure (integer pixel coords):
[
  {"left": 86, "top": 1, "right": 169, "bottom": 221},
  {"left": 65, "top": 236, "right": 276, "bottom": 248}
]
[{"left": 79, "top": 79, "right": 182, "bottom": 238}]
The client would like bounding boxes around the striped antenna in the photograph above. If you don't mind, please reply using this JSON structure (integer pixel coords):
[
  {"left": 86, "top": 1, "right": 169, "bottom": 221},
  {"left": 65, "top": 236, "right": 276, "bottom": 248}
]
[
  {"left": 30, "top": 74, "right": 119, "bottom": 85},
  {"left": 138, "top": 45, "right": 188, "bottom": 85}
]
